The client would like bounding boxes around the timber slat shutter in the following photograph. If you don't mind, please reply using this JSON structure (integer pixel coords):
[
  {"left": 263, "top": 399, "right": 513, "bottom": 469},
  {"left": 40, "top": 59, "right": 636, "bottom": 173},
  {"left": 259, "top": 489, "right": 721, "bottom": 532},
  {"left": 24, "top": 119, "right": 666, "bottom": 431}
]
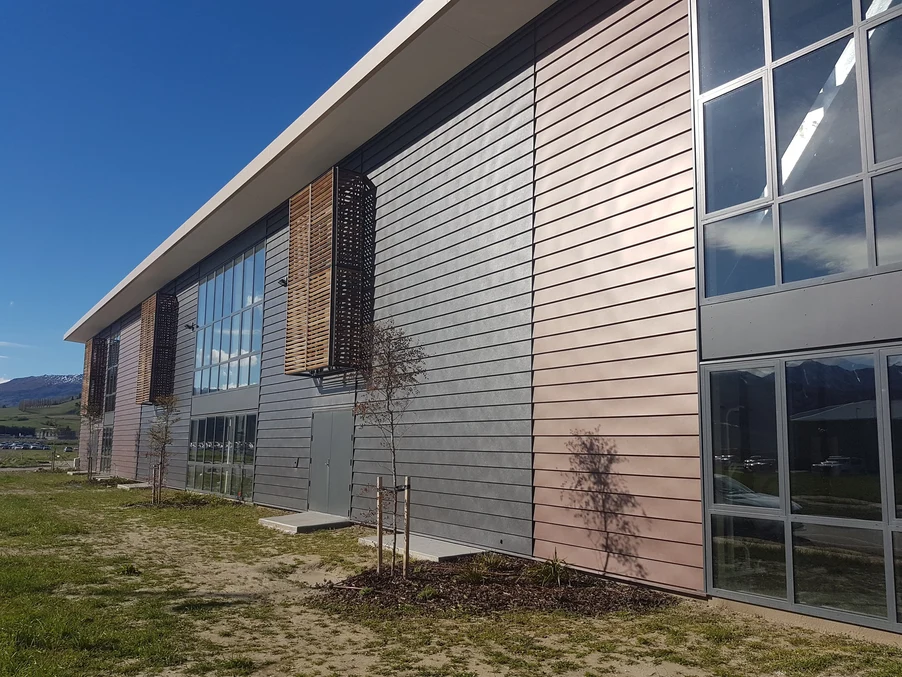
[
  {"left": 81, "top": 337, "right": 108, "bottom": 411},
  {"left": 285, "top": 167, "right": 375, "bottom": 375},
  {"left": 136, "top": 293, "right": 179, "bottom": 404}
]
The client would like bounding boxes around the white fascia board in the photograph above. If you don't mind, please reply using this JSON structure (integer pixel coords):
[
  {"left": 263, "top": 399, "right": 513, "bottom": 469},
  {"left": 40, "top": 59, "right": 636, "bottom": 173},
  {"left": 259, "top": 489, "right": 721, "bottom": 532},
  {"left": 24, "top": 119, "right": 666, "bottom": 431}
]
[{"left": 65, "top": 0, "right": 554, "bottom": 343}]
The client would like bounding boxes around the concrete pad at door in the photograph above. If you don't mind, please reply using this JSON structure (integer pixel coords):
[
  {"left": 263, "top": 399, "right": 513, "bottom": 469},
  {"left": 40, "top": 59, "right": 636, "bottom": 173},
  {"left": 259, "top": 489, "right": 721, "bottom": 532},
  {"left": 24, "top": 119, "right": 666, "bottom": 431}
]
[
  {"left": 117, "top": 482, "right": 152, "bottom": 490},
  {"left": 258, "top": 512, "right": 352, "bottom": 534},
  {"left": 358, "top": 533, "right": 484, "bottom": 562},
  {"left": 67, "top": 470, "right": 88, "bottom": 476}
]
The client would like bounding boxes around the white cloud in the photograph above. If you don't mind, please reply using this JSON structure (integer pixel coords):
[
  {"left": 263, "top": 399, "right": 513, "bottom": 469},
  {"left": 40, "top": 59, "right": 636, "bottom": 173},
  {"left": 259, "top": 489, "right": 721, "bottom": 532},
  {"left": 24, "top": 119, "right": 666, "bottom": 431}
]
[
  {"left": 8, "top": 301, "right": 12, "bottom": 308},
  {"left": 0, "top": 341, "right": 29, "bottom": 348},
  {"left": 0, "top": 378, "right": 8, "bottom": 384},
  {"left": 0, "top": 355, "right": 8, "bottom": 359}
]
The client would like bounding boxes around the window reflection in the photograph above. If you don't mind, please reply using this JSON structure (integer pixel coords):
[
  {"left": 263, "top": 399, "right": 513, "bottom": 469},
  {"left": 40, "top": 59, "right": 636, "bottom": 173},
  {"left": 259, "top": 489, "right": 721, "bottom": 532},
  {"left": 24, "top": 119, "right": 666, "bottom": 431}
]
[
  {"left": 874, "top": 170, "right": 902, "bottom": 266},
  {"left": 786, "top": 356, "right": 882, "bottom": 520},
  {"left": 704, "top": 81, "right": 768, "bottom": 213},
  {"left": 712, "top": 515, "right": 786, "bottom": 599},
  {"left": 885, "top": 355, "right": 902, "bottom": 518},
  {"left": 187, "top": 413, "right": 255, "bottom": 500},
  {"left": 793, "top": 523, "right": 886, "bottom": 617},
  {"left": 711, "top": 368, "right": 780, "bottom": 503},
  {"left": 193, "top": 242, "right": 265, "bottom": 394},
  {"left": 863, "top": 0, "right": 901, "bottom": 18},
  {"left": 704, "top": 208, "right": 775, "bottom": 296},
  {"left": 780, "top": 182, "right": 867, "bottom": 283},
  {"left": 894, "top": 533, "right": 902, "bottom": 622},
  {"left": 769, "top": 0, "right": 851, "bottom": 60},
  {"left": 774, "top": 37, "right": 860, "bottom": 195},
  {"left": 697, "top": 0, "right": 764, "bottom": 92},
  {"left": 868, "top": 15, "right": 902, "bottom": 164}
]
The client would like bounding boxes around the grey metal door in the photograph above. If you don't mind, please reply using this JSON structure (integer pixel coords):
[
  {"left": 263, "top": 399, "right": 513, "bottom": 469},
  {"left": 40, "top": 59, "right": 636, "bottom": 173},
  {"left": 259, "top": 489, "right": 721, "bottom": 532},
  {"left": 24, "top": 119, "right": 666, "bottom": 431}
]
[{"left": 309, "top": 409, "right": 353, "bottom": 516}]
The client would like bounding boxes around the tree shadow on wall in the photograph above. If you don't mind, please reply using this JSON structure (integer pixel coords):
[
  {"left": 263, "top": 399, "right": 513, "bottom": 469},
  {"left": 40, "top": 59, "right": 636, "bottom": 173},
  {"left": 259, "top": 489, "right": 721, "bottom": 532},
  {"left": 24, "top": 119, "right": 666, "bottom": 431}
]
[{"left": 563, "top": 427, "right": 646, "bottom": 580}]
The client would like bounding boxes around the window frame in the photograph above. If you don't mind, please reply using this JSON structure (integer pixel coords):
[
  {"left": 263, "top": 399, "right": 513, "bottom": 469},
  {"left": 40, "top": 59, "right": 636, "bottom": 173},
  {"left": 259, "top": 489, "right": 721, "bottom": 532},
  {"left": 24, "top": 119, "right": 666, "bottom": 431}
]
[
  {"left": 192, "top": 242, "right": 265, "bottom": 395},
  {"left": 691, "top": 0, "right": 902, "bottom": 303},
  {"left": 186, "top": 412, "right": 256, "bottom": 500},
  {"left": 701, "top": 342, "right": 902, "bottom": 631},
  {"left": 104, "top": 332, "right": 121, "bottom": 413}
]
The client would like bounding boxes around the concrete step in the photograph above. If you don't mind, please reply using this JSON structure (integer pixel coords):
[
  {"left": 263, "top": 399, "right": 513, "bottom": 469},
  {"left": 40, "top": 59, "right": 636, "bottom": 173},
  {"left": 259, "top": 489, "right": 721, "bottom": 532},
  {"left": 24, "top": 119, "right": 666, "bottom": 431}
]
[
  {"left": 358, "top": 533, "right": 484, "bottom": 562},
  {"left": 259, "top": 511, "right": 352, "bottom": 534},
  {"left": 117, "top": 482, "right": 152, "bottom": 490}
]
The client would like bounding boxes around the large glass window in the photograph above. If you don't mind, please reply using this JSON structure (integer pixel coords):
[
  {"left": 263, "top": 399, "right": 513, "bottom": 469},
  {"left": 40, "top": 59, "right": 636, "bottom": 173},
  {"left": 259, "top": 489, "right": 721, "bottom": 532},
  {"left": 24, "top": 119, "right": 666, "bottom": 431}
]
[
  {"left": 710, "top": 367, "right": 780, "bottom": 504},
  {"left": 697, "top": 1, "right": 902, "bottom": 299},
  {"left": 867, "top": 15, "right": 902, "bottom": 164},
  {"left": 793, "top": 524, "right": 886, "bottom": 617},
  {"left": 696, "top": 0, "right": 764, "bottom": 93},
  {"left": 193, "top": 242, "right": 265, "bottom": 395},
  {"left": 773, "top": 37, "right": 860, "bottom": 195},
  {"left": 104, "top": 333, "right": 120, "bottom": 412},
  {"left": 100, "top": 425, "right": 113, "bottom": 474},
  {"left": 779, "top": 182, "right": 867, "bottom": 283},
  {"left": 873, "top": 169, "right": 902, "bottom": 265},
  {"left": 703, "top": 81, "right": 767, "bottom": 213},
  {"left": 704, "top": 208, "right": 775, "bottom": 297},
  {"left": 786, "top": 356, "right": 881, "bottom": 520},
  {"left": 711, "top": 514, "right": 786, "bottom": 599},
  {"left": 886, "top": 355, "right": 902, "bottom": 518},
  {"left": 769, "top": 0, "right": 852, "bottom": 60},
  {"left": 187, "top": 413, "right": 255, "bottom": 500}
]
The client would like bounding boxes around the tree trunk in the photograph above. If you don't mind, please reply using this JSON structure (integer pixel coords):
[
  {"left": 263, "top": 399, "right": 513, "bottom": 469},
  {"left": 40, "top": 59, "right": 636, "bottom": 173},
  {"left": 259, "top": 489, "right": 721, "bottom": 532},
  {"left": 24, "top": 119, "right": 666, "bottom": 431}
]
[{"left": 390, "top": 419, "right": 398, "bottom": 576}]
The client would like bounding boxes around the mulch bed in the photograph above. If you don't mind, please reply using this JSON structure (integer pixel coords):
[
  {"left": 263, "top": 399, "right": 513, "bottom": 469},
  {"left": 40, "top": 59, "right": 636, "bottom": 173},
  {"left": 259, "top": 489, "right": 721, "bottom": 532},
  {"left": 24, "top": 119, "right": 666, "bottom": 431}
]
[{"left": 320, "top": 554, "right": 674, "bottom": 616}]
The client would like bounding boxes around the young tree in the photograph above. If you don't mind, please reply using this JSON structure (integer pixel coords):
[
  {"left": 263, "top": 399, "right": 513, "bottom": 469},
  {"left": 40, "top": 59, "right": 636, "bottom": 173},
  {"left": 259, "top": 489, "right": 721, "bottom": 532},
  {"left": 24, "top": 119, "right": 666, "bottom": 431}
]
[
  {"left": 80, "top": 401, "right": 104, "bottom": 482},
  {"left": 147, "top": 394, "right": 180, "bottom": 505},
  {"left": 354, "top": 320, "right": 426, "bottom": 576}
]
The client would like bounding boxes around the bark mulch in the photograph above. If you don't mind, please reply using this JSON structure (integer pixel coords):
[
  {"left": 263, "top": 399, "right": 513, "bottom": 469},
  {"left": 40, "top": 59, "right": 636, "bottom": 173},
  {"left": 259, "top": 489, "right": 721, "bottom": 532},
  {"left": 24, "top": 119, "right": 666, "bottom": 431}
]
[{"left": 319, "top": 554, "right": 675, "bottom": 616}]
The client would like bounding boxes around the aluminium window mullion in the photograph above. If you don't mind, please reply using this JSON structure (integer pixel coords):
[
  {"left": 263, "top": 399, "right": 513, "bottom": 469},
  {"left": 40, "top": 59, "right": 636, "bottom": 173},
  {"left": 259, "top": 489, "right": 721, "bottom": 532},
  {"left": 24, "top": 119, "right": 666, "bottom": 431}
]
[{"left": 775, "top": 358, "right": 795, "bottom": 605}]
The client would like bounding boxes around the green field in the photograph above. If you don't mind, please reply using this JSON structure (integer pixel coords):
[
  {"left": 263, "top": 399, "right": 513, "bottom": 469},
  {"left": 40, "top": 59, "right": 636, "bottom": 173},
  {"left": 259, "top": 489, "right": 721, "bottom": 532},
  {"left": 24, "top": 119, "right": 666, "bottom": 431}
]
[{"left": 0, "top": 398, "right": 81, "bottom": 434}]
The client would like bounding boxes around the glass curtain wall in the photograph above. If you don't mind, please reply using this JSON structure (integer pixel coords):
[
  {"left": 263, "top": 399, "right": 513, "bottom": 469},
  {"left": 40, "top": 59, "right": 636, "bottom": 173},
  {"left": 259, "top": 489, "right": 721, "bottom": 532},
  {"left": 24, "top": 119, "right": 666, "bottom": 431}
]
[
  {"left": 186, "top": 413, "right": 256, "bottom": 500},
  {"left": 695, "top": 0, "right": 902, "bottom": 299},
  {"left": 704, "top": 346, "right": 902, "bottom": 629},
  {"left": 193, "top": 242, "right": 265, "bottom": 395},
  {"left": 100, "top": 426, "right": 113, "bottom": 474}
]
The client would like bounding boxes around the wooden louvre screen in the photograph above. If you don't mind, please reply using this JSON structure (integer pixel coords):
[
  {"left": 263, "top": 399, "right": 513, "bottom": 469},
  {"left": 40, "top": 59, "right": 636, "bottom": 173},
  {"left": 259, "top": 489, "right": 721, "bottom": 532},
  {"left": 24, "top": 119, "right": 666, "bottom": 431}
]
[
  {"left": 285, "top": 167, "right": 376, "bottom": 376},
  {"left": 136, "top": 293, "right": 179, "bottom": 404},
  {"left": 81, "top": 337, "right": 108, "bottom": 411}
]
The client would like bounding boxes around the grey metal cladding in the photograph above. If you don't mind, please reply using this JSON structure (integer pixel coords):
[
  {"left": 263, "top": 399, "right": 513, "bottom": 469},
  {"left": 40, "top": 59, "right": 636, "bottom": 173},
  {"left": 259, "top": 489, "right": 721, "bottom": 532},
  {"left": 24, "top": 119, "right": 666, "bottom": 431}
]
[
  {"left": 253, "top": 208, "right": 356, "bottom": 510},
  {"left": 340, "top": 32, "right": 536, "bottom": 555},
  {"left": 700, "top": 270, "right": 902, "bottom": 361}
]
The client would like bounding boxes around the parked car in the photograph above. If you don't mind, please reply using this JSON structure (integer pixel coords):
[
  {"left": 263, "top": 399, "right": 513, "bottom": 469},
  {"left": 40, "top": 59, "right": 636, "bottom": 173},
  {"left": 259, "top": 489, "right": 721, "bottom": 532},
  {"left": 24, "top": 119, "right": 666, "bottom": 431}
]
[
  {"left": 742, "top": 455, "right": 777, "bottom": 472},
  {"left": 64, "top": 446, "right": 74, "bottom": 452},
  {"left": 811, "top": 456, "right": 864, "bottom": 475}
]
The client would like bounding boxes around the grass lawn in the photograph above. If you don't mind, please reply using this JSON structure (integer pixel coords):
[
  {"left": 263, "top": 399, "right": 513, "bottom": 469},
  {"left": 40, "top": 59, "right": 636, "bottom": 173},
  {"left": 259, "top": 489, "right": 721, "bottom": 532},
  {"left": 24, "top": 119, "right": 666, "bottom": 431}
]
[
  {"left": 1, "top": 471, "right": 901, "bottom": 677},
  {"left": 0, "top": 447, "right": 78, "bottom": 468},
  {"left": 0, "top": 398, "right": 82, "bottom": 432}
]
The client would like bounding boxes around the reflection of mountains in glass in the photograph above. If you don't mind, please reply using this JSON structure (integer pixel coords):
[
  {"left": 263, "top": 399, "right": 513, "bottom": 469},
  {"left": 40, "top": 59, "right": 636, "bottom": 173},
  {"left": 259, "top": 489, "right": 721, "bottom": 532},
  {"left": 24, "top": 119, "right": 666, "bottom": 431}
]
[{"left": 786, "top": 359, "right": 875, "bottom": 416}]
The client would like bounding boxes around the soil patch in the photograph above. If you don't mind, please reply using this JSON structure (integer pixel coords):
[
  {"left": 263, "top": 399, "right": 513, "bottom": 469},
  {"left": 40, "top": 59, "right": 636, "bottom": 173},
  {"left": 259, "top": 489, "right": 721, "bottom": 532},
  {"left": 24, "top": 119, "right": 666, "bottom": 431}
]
[{"left": 319, "top": 554, "right": 675, "bottom": 615}]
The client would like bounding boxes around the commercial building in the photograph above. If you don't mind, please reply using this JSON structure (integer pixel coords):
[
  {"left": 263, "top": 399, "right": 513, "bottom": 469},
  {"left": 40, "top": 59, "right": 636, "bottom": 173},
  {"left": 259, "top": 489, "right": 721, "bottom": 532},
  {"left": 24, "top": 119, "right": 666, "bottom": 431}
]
[{"left": 65, "top": 0, "right": 902, "bottom": 632}]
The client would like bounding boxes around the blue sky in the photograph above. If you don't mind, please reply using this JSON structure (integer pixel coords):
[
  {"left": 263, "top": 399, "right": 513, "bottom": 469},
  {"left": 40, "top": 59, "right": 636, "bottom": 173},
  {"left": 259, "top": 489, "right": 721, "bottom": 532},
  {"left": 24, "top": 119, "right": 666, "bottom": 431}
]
[{"left": 0, "top": 0, "right": 419, "bottom": 383}]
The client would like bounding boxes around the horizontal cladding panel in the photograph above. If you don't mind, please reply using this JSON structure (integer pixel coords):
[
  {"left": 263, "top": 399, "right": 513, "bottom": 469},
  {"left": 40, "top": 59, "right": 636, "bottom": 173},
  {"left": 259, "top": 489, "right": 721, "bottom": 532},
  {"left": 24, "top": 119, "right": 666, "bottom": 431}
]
[
  {"left": 535, "top": 55, "right": 690, "bottom": 148},
  {"left": 353, "top": 471, "right": 533, "bottom": 505},
  {"left": 535, "top": 486, "right": 701, "bottom": 524},
  {"left": 534, "top": 250, "right": 695, "bottom": 308},
  {"left": 534, "top": 393, "right": 698, "bottom": 419},
  {"left": 534, "top": 270, "right": 696, "bottom": 323},
  {"left": 534, "top": 433, "right": 698, "bottom": 458},
  {"left": 353, "top": 448, "right": 532, "bottom": 469},
  {"left": 533, "top": 309, "right": 696, "bottom": 354},
  {"left": 353, "top": 459, "right": 532, "bottom": 486},
  {"left": 536, "top": 0, "right": 686, "bottom": 92},
  {"left": 533, "top": 452, "right": 700, "bottom": 478},
  {"left": 533, "top": 332, "right": 697, "bottom": 371},
  {"left": 534, "top": 157, "right": 692, "bottom": 225},
  {"left": 535, "top": 289, "right": 696, "bottom": 338},
  {"left": 533, "top": 539, "right": 703, "bottom": 592},
  {"left": 534, "top": 415, "right": 698, "bottom": 437},
  {"left": 535, "top": 504, "right": 702, "bottom": 544},
  {"left": 534, "top": 521, "right": 701, "bottom": 568},
  {"left": 536, "top": 30, "right": 689, "bottom": 124},
  {"left": 535, "top": 127, "right": 692, "bottom": 206},
  {"left": 534, "top": 372, "right": 697, "bottom": 402}
]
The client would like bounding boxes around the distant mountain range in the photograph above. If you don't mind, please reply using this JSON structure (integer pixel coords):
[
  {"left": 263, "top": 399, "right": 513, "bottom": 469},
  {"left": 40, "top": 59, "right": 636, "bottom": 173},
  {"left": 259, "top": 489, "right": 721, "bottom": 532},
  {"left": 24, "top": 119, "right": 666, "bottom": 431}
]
[{"left": 0, "top": 375, "right": 83, "bottom": 407}]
